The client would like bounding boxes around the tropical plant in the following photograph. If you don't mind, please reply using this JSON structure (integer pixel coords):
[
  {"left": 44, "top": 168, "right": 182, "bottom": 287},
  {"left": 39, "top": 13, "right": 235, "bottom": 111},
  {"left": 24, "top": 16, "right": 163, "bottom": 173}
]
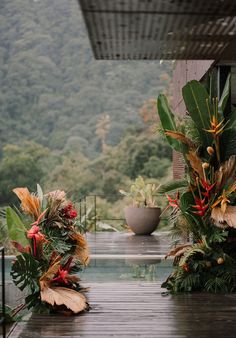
[
  {"left": 157, "top": 75, "right": 236, "bottom": 293},
  {"left": 5, "top": 185, "right": 89, "bottom": 314},
  {"left": 119, "top": 176, "right": 160, "bottom": 207}
]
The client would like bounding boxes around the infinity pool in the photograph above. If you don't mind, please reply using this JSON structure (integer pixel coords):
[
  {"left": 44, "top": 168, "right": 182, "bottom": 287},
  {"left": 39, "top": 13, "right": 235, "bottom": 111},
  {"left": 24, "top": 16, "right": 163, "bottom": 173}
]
[{"left": 2, "top": 256, "right": 172, "bottom": 283}]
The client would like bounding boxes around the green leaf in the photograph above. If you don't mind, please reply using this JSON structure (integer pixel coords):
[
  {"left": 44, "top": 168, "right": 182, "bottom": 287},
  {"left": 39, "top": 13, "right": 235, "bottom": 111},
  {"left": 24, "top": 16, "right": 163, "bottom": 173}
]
[
  {"left": 219, "top": 73, "right": 230, "bottom": 114},
  {"left": 158, "top": 179, "right": 188, "bottom": 194},
  {"left": 182, "top": 80, "right": 212, "bottom": 148},
  {"left": 6, "top": 207, "right": 28, "bottom": 246},
  {"left": 37, "top": 184, "right": 44, "bottom": 204},
  {"left": 11, "top": 253, "right": 40, "bottom": 293},
  {"left": 157, "top": 94, "right": 181, "bottom": 152}
]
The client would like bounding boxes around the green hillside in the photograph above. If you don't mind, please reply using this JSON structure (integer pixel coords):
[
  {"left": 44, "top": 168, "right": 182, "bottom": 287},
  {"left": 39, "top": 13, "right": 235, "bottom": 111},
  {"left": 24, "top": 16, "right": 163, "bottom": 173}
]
[{"left": 0, "top": 0, "right": 173, "bottom": 228}]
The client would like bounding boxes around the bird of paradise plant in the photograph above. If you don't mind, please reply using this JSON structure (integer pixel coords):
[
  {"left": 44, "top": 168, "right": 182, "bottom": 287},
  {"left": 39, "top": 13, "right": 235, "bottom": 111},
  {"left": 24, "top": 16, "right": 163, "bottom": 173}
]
[
  {"left": 157, "top": 75, "right": 236, "bottom": 293},
  {"left": 6, "top": 185, "right": 89, "bottom": 314}
]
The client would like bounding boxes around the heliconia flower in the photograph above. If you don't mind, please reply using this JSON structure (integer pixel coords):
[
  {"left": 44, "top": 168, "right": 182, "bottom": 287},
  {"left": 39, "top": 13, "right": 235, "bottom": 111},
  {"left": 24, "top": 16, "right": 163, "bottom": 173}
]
[
  {"left": 200, "top": 179, "right": 215, "bottom": 198},
  {"left": 192, "top": 197, "right": 208, "bottom": 217},
  {"left": 27, "top": 225, "right": 46, "bottom": 256},
  {"left": 166, "top": 192, "right": 179, "bottom": 208},
  {"left": 205, "top": 116, "right": 225, "bottom": 136}
]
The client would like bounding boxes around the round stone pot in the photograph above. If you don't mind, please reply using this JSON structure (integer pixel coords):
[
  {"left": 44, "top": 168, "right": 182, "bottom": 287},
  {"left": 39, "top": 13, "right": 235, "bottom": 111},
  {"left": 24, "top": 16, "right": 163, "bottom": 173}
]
[{"left": 124, "top": 206, "right": 161, "bottom": 235}]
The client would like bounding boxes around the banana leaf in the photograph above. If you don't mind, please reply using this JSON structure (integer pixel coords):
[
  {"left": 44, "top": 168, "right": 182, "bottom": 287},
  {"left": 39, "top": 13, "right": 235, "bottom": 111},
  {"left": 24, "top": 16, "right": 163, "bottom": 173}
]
[
  {"left": 157, "top": 94, "right": 181, "bottom": 152},
  {"left": 6, "top": 207, "right": 28, "bottom": 246},
  {"left": 182, "top": 80, "right": 213, "bottom": 148}
]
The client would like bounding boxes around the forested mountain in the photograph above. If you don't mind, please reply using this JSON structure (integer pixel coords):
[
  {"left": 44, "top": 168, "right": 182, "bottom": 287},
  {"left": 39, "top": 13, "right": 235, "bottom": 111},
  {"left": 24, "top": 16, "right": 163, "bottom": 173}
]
[
  {"left": 0, "top": 0, "right": 173, "bottom": 224},
  {"left": 0, "top": 0, "right": 171, "bottom": 157}
]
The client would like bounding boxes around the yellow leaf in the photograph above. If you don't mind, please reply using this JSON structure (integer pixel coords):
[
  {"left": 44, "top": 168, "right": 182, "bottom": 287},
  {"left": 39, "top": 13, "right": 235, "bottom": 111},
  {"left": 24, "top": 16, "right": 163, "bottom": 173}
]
[{"left": 40, "top": 286, "right": 87, "bottom": 313}]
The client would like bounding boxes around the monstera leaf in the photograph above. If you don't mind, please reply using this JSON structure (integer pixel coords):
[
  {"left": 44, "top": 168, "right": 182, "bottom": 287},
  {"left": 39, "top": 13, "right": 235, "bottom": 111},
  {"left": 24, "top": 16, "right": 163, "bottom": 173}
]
[{"left": 11, "top": 253, "right": 41, "bottom": 292}]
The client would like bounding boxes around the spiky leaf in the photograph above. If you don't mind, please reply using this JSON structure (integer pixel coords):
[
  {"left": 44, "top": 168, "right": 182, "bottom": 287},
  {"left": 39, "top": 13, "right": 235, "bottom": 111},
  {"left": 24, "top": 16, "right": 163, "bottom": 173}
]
[{"left": 158, "top": 179, "right": 188, "bottom": 194}]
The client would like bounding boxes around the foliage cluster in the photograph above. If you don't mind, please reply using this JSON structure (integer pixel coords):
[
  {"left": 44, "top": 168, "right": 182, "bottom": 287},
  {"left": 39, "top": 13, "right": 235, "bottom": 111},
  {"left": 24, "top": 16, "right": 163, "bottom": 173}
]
[
  {"left": 158, "top": 76, "right": 236, "bottom": 293},
  {"left": 5, "top": 186, "right": 89, "bottom": 314}
]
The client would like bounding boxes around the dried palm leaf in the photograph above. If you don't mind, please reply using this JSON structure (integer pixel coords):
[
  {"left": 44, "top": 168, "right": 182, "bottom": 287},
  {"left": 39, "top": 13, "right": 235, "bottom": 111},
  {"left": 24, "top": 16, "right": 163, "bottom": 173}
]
[
  {"left": 215, "top": 155, "right": 236, "bottom": 189},
  {"left": 165, "top": 244, "right": 192, "bottom": 259},
  {"left": 186, "top": 151, "right": 204, "bottom": 179},
  {"left": 165, "top": 130, "right": 196, "bottom": 149},
  {"left": 211, "top": 206, "right": 236, "bottom": 229},
  {"left": 40, "top": 259, "right": 61, "bottom": 288},
  {"left": 40, "top": 286, "right": 87, "bottom": 313},
  {"left": 13, "top": 187, "right": 41, "bottom": 220},
  {"left": 70, "top": 232, "right": 90, "bottom": 266}
]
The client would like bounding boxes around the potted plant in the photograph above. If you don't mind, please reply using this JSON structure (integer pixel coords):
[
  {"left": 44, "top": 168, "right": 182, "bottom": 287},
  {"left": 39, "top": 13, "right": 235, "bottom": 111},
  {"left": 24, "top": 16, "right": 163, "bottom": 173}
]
[{"left": 119, "top": 176, "right": 161, "bottom": 235}]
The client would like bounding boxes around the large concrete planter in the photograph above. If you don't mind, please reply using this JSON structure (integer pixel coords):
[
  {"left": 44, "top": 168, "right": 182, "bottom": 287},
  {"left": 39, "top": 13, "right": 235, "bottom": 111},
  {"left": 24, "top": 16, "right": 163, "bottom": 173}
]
[{"left": 124, "top": 206, "right": 161, "bottom": 235}]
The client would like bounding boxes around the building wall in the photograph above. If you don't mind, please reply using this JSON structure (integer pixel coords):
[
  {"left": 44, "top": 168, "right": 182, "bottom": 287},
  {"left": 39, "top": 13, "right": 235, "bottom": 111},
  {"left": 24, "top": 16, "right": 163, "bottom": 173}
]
[{"left": 172, "top": 60, "right": 215, "bottom": 179}]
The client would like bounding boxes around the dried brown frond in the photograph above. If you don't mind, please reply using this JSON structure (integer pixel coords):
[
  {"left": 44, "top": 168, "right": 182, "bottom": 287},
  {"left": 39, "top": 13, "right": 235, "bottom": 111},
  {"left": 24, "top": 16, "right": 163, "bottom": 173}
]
[
  {"left": 215, "top": 155, "right": 236, "bottom": 189},
  {"left": 211, "top": 206, "right": 236, "bottom": 229},
  {"left": 165, "top": 130, "right": 196, "bottom": 149},
  {"left": 165, "top": 244, "right": 192, "bottom": 260},
  {"left": 40, "top": 286, "right": 88, "bottom": 313},
  {"left": 40, "top": 259, "right": 61, "bottom": 289},
  {"left": 13, "top": 187, "right": 41, "bottom": 220},
  {"left": 70, "top": 232, "right": 90, "bottom": 266},
  {"left": 186, "top": 151, "right": 204, "bottom": 179}
]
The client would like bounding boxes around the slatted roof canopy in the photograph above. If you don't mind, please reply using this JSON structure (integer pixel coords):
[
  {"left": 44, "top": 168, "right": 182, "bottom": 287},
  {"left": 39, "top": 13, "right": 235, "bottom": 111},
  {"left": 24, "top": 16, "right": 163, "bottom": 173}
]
[{"left": 79, "top": 0, "right": 236, "bottom": 60}]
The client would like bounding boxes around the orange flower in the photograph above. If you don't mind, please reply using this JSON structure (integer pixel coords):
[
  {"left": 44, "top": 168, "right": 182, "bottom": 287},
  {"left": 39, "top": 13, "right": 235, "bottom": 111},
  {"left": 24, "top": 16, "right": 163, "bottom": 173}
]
[{"left": 13, "top": 187, "right": 41, "bottom": 220}]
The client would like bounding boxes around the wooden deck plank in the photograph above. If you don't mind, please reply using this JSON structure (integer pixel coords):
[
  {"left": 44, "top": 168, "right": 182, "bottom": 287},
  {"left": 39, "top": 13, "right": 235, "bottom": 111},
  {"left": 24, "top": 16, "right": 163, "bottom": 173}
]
[{"left": 8, "top": 282, "right": 236, "bottom": 338}]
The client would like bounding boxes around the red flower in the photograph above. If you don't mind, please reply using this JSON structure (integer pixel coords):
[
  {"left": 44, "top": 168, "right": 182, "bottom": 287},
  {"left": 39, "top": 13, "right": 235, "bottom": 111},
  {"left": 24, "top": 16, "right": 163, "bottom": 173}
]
[
  {"left": 61, "top": 202, "right": 78, "bottom": 219},
  {"left": 201, "top": 180, "right": 215, "bottom": 198},
  {"left": 27, "top": 225, "right": 46, "bottom": 256},
  {"left": 52, "top": 267, "right": 69, "bottom": 284},
  {"left": 192, "top": 197, "right": 208, "bottom": 217},
  {"left": 181, "top": 263, "right": 189, "bottom": 272},
  {"left": 69, "top": 210, "right": 77, "bottom": 218},
  {"left": 166, "top": 192, "right": 179, "bottom": 208}
]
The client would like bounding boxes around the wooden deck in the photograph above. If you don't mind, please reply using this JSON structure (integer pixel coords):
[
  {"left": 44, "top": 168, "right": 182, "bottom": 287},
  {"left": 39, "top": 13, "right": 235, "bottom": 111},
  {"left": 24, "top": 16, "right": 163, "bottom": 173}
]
[
  {"left": 5, "top": 233, "right": 236, "bottom": 338},
  {"left": 8, "top": 282, "right": 236, "bottom": 338}
]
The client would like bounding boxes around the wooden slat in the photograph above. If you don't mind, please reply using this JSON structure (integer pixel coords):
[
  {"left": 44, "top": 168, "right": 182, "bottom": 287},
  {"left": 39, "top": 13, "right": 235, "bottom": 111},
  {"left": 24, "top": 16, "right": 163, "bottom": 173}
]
[{"left": 8, "top": 282, "right": 236, "bottom": 338}]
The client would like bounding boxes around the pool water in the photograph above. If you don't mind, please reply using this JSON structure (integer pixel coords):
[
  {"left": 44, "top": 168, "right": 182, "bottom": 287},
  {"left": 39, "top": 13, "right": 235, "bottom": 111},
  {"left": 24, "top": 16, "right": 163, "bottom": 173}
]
[
  {"left": 82, "top": 257, "right": 172, "bottom": 282},
  {"left": 2, "top": 256, "right": 173, "bottom": 283}
]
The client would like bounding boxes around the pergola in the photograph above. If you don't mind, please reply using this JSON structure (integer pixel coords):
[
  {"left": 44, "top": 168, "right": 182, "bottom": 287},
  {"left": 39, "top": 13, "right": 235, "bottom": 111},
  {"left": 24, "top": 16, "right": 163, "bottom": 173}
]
[{"left": 79, "top": 0, "right": 236, "bottom": 60}]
